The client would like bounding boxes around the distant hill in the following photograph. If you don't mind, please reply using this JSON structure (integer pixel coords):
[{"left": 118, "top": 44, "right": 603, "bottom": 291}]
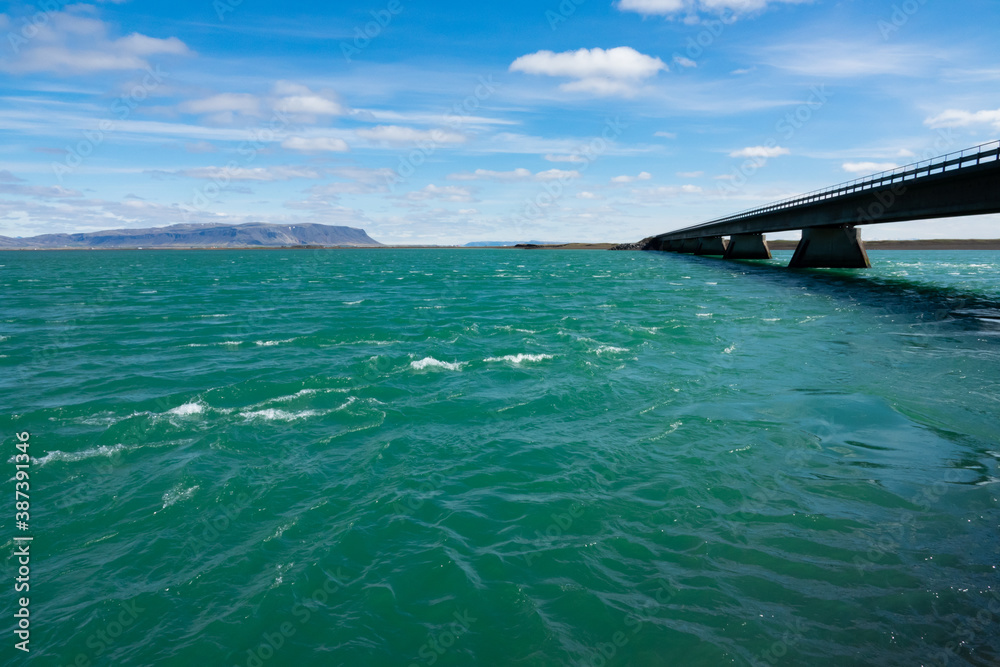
[
  {"left": 464, "top": 241, "right": 568, "bottom": 247},
  {"left": 0, "top": 223, "right": 382, "bottom": 249}
]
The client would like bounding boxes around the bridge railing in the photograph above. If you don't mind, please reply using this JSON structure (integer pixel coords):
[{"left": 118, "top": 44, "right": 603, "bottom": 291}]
[{"left": 672, "top": 140, "right": 1000, "bottom": 233}]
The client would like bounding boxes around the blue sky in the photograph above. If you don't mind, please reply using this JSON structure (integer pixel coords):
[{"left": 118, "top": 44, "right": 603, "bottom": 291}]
[{"left": 1, "top": 0, "right": 998, "bottom": 243}]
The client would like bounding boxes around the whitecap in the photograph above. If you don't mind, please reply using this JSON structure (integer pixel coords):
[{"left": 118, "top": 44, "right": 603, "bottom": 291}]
[
  {"left": 594, "top": 346, "right": 628, "bottom": 355},
  {"left": 485, "top": 354, "right": 553, "bottom": 364},
  {"left": 239, "top": 408, "right": 322, "bottom": 422},
  {"left": 343, "top": 300, "right": 364, "bottom": 305},
  {"left": 270, "top": 389, "right": 319, "bottom": 402},
  {"left": 696, "top": 313, "right": 713, "bottom": 318},
  {"left": 723, "top": 344, "right": 736, "bottom": 354},
  {"left": 255, "top": 338, "right": 297, "bottom": 347},
  {"left": 265, "top": 519, "right": 297, "bottom": 542},
  {"left": 161, "top": 484, "right": 199, "bottom": 509},
  {"left": 185, "top": 341, "right": 242, "bottom": 348},
  {"left": 167, "top": 401, "right": 204, "bottom": 416},
  {"left": 410, "top": 357, "right": 465, "bottom": 371},
  {"left": 34, "top": 443, "right": 129, "bottom": 466}
]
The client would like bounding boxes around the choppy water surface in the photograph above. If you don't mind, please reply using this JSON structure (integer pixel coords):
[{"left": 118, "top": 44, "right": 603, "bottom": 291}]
[{"left": 2, "top": 248, "right": 999, "bottom": 666}]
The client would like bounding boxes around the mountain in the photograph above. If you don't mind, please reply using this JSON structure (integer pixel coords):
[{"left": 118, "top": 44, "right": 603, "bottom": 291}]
[{"left": 0, "top": 223, "right": 382, "bottom": 249}]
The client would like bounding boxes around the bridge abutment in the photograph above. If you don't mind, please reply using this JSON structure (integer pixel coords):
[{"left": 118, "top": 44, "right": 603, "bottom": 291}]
[
  {"left": 789, "top": 226, "right": 871, "bottom": 268},
  {"left": 695, "top": 236, "right": 728, "bottom": 255},
  {"left": 724, "top": 234, "right": 772, "bottom": 259}
]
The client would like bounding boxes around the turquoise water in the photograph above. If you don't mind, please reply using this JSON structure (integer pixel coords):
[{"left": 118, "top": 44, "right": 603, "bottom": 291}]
[{"left": 2, "top": 248, "right": 999, "bottom": 666}]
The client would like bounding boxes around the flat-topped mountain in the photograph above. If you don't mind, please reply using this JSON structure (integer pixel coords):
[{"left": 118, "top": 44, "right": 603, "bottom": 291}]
[{"left": 0, "top": 222, "right": 382, "bottom": 249}]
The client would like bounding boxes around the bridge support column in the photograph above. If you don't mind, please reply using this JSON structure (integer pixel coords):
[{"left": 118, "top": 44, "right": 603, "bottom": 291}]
[
  {"left": 679, "top": 239, "right": 699, "bottom": 253},
  {"left": 695, "top": 236, "right": 728, "bottom": 256},
  {"left": 724, "top": 233, "right": 772, "bottom": 260},
  {"left": 789, "top": 226, "right": 871, "bottom": 269}
]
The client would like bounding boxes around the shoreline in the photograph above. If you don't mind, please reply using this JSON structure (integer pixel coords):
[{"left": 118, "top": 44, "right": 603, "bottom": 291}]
[{"left": 2, "top": 239, "right": 1000, "bottom": 251}]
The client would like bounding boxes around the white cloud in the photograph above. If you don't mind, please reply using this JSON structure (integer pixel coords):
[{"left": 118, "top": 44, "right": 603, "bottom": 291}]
[
  {"left": 611, "top": 171, "right": 652, "bottom": 183},
  {"left": 761, "top": 40, "right": 934, "bottom": 78},
  {"left": 449, "top": 168, "right": 532, "bottom": 181},
  {"left": 448, "top": 168, "right": 579, "bottom": 182},
  {"left": 180, "top": 94, "right": 261, "bottom": 116},
  {"left": 924, "top": 108, "right": 1000, "bottom": 131},
  {"left": 356, "top": 125, "right": 466, "bottom": 146},
  {"left": 405, "top": 184, "right": 475, "bottom": 203},
  {"left": 536, "top": 169, "right": 581, "bottom": 181},
  {"left": 510, "top": 47, "right": 667, "bottom": 97},
  {"left": 0, "top": 9, "right": 191, "bottom": 74},
  {"left": 677, "top": 171, "right": 704, "bottom": 178},
  {"left": 673, "top": 55, "right": 697, "bottom": 68},
  {"left": 577, "top": 191, "right": 600, "bottom": 199},
  {"left": 545, "top": 154, "right": 588, "bottom": 163},
  {"left": 842, "top": 162, "right": 899, "bottom": 174},
  {"left": 281, "top": 137, "right": 350, "bottom": 153},
  {"left": 180, "top": 166, "right": 321, "bottom": 181},
  {"left": 632, "top": 184, "right": 705, "bottom": 198},
  {"left": 730, "top": 146, "right": 790, "bottom": 158},
  {"left": 654, "top": 131, "right": 677, "bottom": 139},
  {"left": 185, "top": 141, "right": 217, "bottom": 154},
  {"left": 177, "top": 83, "right": 345, "bottom": 124},
  {"left": 617, "top": 0, "right": 809, "bottom": 17}
]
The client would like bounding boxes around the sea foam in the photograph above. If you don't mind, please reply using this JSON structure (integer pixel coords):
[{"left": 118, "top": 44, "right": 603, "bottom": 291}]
[
  {"left": 485, "top": 353, "right": 553, "bottom": 364},
  {"left": 411, "top": 357, "right": 465, "bottom": 371}
]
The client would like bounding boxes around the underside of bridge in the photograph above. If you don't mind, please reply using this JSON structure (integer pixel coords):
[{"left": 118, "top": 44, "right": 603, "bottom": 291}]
[{"left": 646, "top": 142, "right": 1000, "bottom": 269}]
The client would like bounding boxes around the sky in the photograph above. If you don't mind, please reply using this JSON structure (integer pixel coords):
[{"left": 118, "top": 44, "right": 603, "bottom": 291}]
[{"left": 1, "top": 0, "right": 999, "bottom": 244}]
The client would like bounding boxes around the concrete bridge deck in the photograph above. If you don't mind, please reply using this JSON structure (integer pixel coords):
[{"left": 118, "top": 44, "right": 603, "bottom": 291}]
[{"left": 648, "top": 141, "right": 1000, "bottom": 268}]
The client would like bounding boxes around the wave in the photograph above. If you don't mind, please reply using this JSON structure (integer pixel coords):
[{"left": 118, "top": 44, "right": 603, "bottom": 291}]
[
  {"left": 185, "top": 341, "right": 243, "bottom": 348},
  {"left": 594, "top": 346, "right": 628, "bottom": 355},
  {"left": 485, "top": 353, "right": 553, "bottom": 364},
  {"left": 411, "top": 357, "right": 465, "bottom": 371},
  {"left": 239, "top": 408, "right": 323, "bottom": 422},
  {"left": 254, "top": 338, "right": 297, "bottom": 347},
  {"left": 167, "top": 401, "right": 205, "bottom": 416},
  {"left": 33, "top": 443, "right": 130, "bottom": 467},
  {"left": 161, "top": 484, "right": 199, "bottom": 509}
]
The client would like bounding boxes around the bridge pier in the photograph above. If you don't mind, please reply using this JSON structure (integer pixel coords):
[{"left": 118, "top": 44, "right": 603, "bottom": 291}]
[
  {"left": 695, "top": 236, "right": 728, "bottom": 256},
  {"left": 789, "top": 226, "right": 871, "bottom": 269},
  {"left": 724, "top": 233, "right": 772, "bottom": 260}
]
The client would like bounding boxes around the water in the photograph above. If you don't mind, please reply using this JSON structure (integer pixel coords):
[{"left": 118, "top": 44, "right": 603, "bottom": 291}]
[{"left": 1, "top": 249, "right": 999, "bottom": 667}]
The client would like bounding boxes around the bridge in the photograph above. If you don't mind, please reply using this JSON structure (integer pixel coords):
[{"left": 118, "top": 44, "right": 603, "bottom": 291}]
[{"left": 647, "top": 140, "right": 1000, "bottom": 268}]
